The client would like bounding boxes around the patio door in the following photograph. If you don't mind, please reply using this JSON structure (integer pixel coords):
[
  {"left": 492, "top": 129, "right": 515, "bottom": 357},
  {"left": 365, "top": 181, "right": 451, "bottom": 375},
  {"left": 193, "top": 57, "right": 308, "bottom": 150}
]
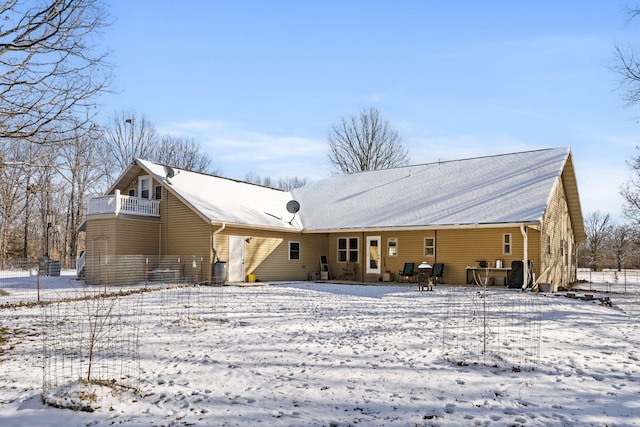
[
  {"left": 228, "top": 236, "right": 246, "bottom": 282},
  {"left": 366, "top": 236, "right": 381, "bottom": 275}
]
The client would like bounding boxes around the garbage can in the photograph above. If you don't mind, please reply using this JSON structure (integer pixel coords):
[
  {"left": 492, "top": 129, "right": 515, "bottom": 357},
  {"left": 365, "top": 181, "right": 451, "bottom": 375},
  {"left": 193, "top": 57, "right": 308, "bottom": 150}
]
[
  {"left": 213, "top": 261, "right": 227, "bottom": 284},
  {"left": 48, "top": 260, "right": 61, "bottom": 277}
]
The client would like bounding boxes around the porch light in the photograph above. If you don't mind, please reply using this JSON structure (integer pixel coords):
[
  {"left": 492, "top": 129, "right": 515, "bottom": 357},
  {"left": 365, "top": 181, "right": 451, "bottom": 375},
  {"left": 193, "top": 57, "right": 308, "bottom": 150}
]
[{"left": 418, "top": 261, "right": 432, "bottom": 270}]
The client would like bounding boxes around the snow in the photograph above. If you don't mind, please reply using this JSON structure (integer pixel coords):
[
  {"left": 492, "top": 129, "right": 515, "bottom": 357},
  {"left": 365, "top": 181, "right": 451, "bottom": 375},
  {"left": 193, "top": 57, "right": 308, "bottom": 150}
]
[
  {"left": 291, "top": 148, "right": 570, "bottom": 229},
  {"left": 1, "top": 270, "right": 640, "bottom": 426},
  {"left": 134, "top": 148, "right": 573, "bottom": 232}
]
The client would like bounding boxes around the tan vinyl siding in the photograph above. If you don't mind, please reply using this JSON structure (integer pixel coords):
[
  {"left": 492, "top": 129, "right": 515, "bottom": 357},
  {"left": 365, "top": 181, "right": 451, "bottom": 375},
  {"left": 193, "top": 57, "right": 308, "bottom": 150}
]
[
  {"left": 540, "top": 178, "right": 576, "bottom": 287},
  {"left": 160, "top": 191, "right": 210, "bottom": 258},
  {"left": 326, "top": 228, "right": 541, "bottom": 285},
  {"left": 115, "top": 216, "right": 160, "bottom": 254},
  {"left": 212, "top": 226, "right": 329, "bottom": 281}
]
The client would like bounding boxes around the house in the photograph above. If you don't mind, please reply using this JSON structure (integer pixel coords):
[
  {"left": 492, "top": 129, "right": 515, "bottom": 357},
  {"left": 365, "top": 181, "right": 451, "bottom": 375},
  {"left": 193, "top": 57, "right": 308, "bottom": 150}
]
[{"left": 80, "top": 147, "right": 585, "bottom": 289}]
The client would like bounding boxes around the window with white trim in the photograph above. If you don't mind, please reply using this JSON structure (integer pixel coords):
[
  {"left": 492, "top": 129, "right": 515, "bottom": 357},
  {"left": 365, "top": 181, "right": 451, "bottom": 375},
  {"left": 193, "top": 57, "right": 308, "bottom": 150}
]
[
  {"left": 503, "top": 233, "right": 512, "bottom": 255},
  {"left": 424, "top": 237, "right": 435, "bottom": 257},
  {"left": 139, "top": 175, "right": 152, "bottom": 200},
  {"left": 387, "top": 238, "right": 398, "bottom": 256},
  {"left": 337, "top": 237, "right": 359, "bottom": 263},
  {"left": 289, "top": 241, "right": 300, "bottom": 260}
]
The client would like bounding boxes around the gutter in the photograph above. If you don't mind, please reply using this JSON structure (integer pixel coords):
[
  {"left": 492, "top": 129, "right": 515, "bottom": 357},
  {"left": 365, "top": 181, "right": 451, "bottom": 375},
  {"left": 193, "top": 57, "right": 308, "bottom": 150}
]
[
  {"left": 302, "top": 221, "right": 542, "bottom": 234},
  {"left": 211, "top": 222, "right": 226, "bottom": 263},
  {"left": 520, "top": 224, "right": 528, "bottom": 288}
]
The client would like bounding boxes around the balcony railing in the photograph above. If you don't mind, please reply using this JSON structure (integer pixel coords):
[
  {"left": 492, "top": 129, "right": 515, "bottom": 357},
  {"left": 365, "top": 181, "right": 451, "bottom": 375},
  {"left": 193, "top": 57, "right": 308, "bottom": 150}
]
[{"left": 87, "top": 190, "right": 160, "bottom": 217}]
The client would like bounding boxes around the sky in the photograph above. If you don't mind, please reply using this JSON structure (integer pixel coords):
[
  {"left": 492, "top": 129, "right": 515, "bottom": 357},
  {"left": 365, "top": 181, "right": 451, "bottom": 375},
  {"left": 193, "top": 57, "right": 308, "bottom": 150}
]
[{"left": 98, "top": 1, "right": 640, "bottom": 220}]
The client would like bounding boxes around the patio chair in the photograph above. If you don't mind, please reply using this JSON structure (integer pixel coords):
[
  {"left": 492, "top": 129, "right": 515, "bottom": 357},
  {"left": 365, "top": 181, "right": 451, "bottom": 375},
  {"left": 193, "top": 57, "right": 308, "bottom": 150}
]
[
  {"left": 432, "top": 263, "right": 445, "bottom": 284},
  {"left": 343, "top": 262, "right": 357, "bottom": 280},
  {"left": 398, "top": 262, "right": 415, "bottom": 282}
]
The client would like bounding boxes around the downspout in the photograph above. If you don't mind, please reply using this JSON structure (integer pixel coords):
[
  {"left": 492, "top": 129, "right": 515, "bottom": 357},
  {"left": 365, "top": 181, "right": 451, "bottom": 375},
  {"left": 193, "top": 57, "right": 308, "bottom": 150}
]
[
  {"left": 520, "top": 224, "right": 528, "bottom": 288},
  {"left": 210, "top": 222, "right": 226, "bottom": 282}
]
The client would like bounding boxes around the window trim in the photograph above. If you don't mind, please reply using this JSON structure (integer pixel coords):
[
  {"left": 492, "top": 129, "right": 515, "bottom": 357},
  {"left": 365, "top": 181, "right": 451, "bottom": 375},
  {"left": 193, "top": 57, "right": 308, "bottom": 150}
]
[
  {"left": 424, "top": 237, "right": 435, "bottom": 257},
  {"left": 387, "top": 238, "right": 398, "bottom": 256},
  {"left": 139, "top": 175, "right": 152, "bottom": 200},
  {"left": 337, "top": 237, "right": 359, "bottom": 263},
  {"left": 503, "top": 233, "right": 512, "bottom": 255},
  {"left": 288, "top": 241, "right": 300, "bottom": 261}
]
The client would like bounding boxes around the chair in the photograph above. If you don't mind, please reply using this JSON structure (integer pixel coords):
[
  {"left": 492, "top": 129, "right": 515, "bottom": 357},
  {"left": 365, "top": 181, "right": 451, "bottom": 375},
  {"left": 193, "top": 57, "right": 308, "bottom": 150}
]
[
  {"left": 398, "top": 262, "right": 415, "bottom": 282},
  {"left": 432, "top": 263, "right": 445, "bottom": 284},
  {"left": 343, "top": 262, "right": 357, "bottom": 280}
]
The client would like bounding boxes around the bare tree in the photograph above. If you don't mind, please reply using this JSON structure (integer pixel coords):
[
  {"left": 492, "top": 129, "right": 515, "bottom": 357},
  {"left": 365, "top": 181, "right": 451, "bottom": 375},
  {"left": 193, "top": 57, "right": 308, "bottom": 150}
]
[
  {"left": 0, "top": 0, "right": 111, "bottom": 146},
  {"left": 582, "top": 211, "right": 613, "bottom": 271},
  {"left": 621, "top": 145, "right": 640, "bottom": 226},
  {"left": 609, "top": 224, "right": 635, "bottom": 271},
  {"left": 155, "top": 135, "right": 215, "bottom": 173},
  {"left": 612, "top": 7, "right": 640, "bottom": 106},
  {"left": 327, "top": 107, "right": 409, "bottom": 174},
  {"left": 244, "top": 172, "right": 272, "bottom": 188},
  {"left": 277, "top": 176, "right": 308, "bottom": 190},
  {"left": 99, "top": 110, "right": 157, "bottom": 182},
  {"left": 57, "top": 124, "right": 104, "bottom": 265}
]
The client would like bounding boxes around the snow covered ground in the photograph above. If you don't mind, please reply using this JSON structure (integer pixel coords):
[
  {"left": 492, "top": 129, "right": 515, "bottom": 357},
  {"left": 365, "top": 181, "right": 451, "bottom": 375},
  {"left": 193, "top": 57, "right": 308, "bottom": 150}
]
[{"left": 1, "top": 270, "right": 639, "bottom": 426}]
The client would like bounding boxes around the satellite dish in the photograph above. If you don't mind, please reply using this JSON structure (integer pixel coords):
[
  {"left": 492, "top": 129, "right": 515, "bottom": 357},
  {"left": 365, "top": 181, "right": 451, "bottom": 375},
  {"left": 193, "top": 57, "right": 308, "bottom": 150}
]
[
  {"left": 164, "top": 165, "right": 176, "bottom": 179},
  {"left": 286, "top": 200, "right": 300, "bottom": 214}
]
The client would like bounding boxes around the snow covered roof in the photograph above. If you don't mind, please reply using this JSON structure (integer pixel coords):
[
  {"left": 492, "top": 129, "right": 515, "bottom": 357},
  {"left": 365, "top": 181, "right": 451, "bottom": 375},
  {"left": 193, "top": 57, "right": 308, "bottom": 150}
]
[
  {"left": 123, "top": 147, "right": 583, "bottom": 237},
  {"left": 291, "top": 147, "right": 582, "bottom": 233},
  {"left": 135, "top": 159, "right": 300, "bottom": 231}
]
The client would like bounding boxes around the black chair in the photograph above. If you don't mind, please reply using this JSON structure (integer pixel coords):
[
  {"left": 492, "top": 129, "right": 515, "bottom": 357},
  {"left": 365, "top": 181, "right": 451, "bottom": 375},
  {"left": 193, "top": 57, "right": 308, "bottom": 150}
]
[
  {"left": 432, "top": 263, "right": 445, "bottom": 284},
  {"left": 398, "top": 262, "right": 415, "bottom": 282}
]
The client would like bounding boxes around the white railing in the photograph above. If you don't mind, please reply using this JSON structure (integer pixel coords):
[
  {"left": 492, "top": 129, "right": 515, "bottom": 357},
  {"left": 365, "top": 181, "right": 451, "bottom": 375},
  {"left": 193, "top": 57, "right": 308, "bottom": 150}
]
[{"left": 87, "top": 190, "right": 160, "bottom": 217}]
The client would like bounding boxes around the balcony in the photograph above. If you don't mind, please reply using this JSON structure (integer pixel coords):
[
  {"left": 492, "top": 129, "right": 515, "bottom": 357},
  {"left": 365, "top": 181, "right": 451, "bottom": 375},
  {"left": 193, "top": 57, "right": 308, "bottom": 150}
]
[{"left": 87, "top": 189, "right": 160, "bottom": 217}]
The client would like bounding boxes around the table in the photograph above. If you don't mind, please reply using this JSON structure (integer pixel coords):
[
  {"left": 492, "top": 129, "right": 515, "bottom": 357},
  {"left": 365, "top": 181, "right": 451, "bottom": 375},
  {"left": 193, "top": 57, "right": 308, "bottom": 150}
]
[{"left": 466, "top": 267, "right": 511, "bottom": 285}]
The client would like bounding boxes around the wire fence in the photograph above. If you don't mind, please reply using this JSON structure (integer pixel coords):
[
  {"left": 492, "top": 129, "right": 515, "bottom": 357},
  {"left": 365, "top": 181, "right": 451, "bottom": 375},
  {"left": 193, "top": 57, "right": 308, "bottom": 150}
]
[
  {"left": 441, "top": 287, "right": 541, "bottom": 371},
  {"left": 0, "top": 256, "right": 215, "bottom": 308},
  {"left": 575, "top": 268, "right": 640, "bottom": 294}
]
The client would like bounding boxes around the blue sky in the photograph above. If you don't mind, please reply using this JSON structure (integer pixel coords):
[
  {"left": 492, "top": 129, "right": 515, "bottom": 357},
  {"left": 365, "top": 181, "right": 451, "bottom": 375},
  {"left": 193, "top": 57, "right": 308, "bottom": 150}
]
[{"left": 99, "top": 1, "right": 640, "bottom": 220}]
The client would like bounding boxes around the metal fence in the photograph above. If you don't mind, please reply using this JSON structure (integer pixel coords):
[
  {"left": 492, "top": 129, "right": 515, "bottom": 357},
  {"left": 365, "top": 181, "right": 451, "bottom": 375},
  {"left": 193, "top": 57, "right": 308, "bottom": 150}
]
[
  {"left": 0, "top": 255, "right": 213, "bottom": 308},
  {"left": 576, "top": 268, "right": 640, "bottom": 294}
]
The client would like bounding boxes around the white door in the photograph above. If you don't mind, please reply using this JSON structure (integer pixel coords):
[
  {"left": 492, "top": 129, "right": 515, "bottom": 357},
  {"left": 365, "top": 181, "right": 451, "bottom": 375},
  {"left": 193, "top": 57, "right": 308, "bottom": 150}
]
[
  {"left": 366, "top": 236, "right": 381, "bottom": 275},
  {"left": 228, "top": 236, "right": 246, "bottom": 282}
]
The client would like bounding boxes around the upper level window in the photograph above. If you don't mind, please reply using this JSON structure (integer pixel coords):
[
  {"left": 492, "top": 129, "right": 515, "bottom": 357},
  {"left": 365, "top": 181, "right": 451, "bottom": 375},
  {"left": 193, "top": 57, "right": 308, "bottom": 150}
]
[
  {"left": 139, "top": 176, "right": 152, "bottom": 200},
  {"left": 128, "top": 189, "right": 135, "bottom": 197},
  {"left": 387, "top": 238, "right": 398, "bottom": 256},
  {"left": 424, "top": 237, "right": 435, "bottom": 256},
  {"left": 503, "top": 233, "right": 512, "bottom": 255},
  {"left": 289, "top": 241, "right": 300, "bottom": 260},
  {"left": 154, "top": 185, "right": 162, "bottom": 200}
]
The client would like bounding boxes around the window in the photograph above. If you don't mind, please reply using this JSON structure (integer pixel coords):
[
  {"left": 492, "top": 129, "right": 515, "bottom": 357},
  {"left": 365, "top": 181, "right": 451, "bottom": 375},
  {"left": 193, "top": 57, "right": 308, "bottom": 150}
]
[
  {"left": 387, "top": 238, "right": 398, "bottom": 256},
  {"left": 338, "top": 238, "right": 347, "bottom": 262},
  {"left": 128, "top": 189, "right": 135, "bottom": 197},
  {"left": 348, "top": 238, "right": 359, "bottom": 262},
  {"left": 289, "top": 241, "right": 300, "bottom": 260},
  {"left": 338, "top": 237, "right": 359, "bottom": 263},
  {"left": 154, "top": 185, "right": 162, "bottom": 200},
  {"left": 424, "top": 237, "right": 435, "bottom": 256},
  {"left": 139, "top": 176, "right": 151, "bottom": 199},
  {"left": 503, "top": 233, "right": 512, "bottom": 255},
  {"left": 546, "top": 235, "right": 552, "bottom": 255}
]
